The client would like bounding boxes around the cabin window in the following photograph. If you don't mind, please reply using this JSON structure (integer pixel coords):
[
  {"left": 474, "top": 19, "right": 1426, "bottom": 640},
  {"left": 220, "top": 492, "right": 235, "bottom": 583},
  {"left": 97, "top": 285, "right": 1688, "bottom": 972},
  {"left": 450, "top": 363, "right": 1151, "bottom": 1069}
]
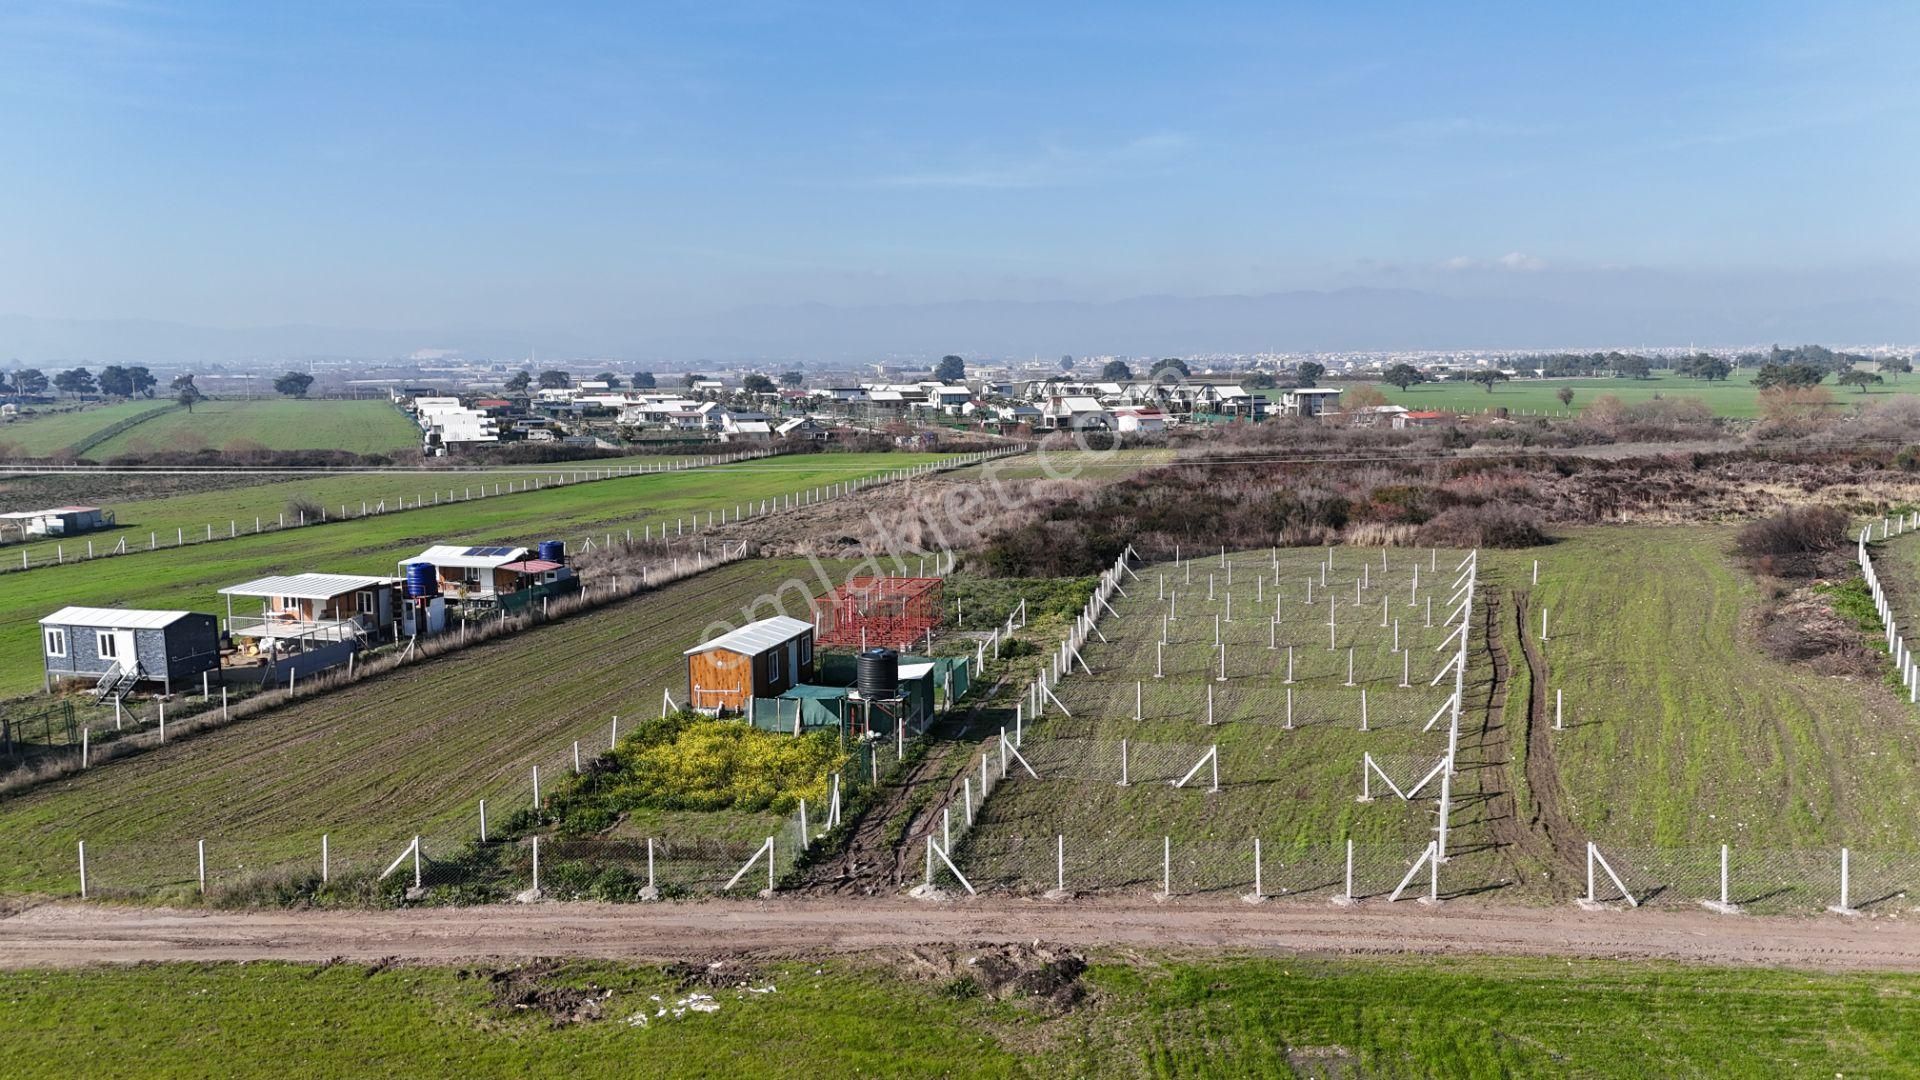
[
  {"left": 799, "top": 636, "right": 812, "bottom": 664},
  {"left": 44, "top": 629, "right": 66, "bottom": 657},
  {"left": 356, "top": 590, "right": 376, "bottom": 614},
  {"left": 767, "top": 649, "right": 781, "bottom": 683},
  {"left": 96, "top": 631, "right": 118, "bottom": 659},
  {"left": 279, "top": 596, "right": 300, "bottom": 613}
]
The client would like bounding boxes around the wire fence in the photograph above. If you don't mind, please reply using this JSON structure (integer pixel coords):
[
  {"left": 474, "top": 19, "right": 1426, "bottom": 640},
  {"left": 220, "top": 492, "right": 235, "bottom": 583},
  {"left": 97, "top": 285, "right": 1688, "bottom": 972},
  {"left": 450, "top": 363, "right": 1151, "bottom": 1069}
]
[
  {"left": 0, "top": 450, "right": 781, "bottom": 573},
  {"left": 0, "top": 446, "right": 1018, "bottom": 574}
]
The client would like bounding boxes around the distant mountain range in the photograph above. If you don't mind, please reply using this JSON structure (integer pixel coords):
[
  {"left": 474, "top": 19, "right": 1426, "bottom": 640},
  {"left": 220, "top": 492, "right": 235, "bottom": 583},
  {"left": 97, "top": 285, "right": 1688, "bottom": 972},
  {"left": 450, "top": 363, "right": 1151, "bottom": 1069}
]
[{"left": 5, "top": 286, "right": 1917, "bottom": 365}]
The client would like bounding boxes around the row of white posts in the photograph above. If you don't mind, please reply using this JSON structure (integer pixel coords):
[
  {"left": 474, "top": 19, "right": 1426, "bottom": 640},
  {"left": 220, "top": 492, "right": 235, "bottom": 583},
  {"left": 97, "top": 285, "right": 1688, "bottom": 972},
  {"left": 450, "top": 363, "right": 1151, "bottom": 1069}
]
[
  {"left": 921, "top": 546, "right": 1138, "bottom": 894},
  {"left": 1857, "top": 514, "right": 1920, "bottom": 703},
  {"left": 12, "top": 447, "right": 1018, "bottom": 574},
  {"left": 10, "top": 449, "right": 790, "bottom": 572},
  {"left": 974, "top": 599, "right": 1026, "bottom": 670},
  {"left": 61, "top": 829, "right": 1871, "bottom": 910},
  {"left": 600, "top": 447, "right": 1017, "bottom": 550},
  {"left": 1433, "top": 549, "right": 1477, "bottom": 863}
]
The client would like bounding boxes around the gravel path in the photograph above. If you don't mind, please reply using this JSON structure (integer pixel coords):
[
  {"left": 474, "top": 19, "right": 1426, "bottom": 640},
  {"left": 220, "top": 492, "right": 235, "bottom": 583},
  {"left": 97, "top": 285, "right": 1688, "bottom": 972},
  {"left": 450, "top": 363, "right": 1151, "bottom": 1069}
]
[{"left": 6, "top": 897, "right": 1919, "bottom": 971}]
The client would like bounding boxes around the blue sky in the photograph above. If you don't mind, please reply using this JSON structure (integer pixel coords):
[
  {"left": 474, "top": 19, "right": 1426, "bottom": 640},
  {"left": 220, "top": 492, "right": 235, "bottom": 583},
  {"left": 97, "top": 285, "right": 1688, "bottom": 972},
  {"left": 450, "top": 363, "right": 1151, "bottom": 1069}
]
[{"left": 3, "top": 1, "right": 1917, "bottom": 342}]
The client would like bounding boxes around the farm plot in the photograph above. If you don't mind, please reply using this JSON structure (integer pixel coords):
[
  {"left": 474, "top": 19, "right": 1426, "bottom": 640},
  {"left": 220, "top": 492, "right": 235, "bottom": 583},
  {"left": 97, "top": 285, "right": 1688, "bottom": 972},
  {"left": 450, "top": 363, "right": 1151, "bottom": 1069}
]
[
  {"left": 1497, "top": 526, "right": 1920, "bottom": 855},
  {"left": 86, "top": 399, "right": 422, "bottom": 458},
  {"left": 955, "top": 546, "right": 1498, "bottom": 900},
  {"left": 1352, "top": 368, "right": 1920, "bottom": 419},
  {"left": 0, "top": 450, "right": 742, "bottom": 566},
  {"left": 0, "top": 401, "right": 173, "bottom": 458},
  {"left": 983, "top": 447, "right": 1177, "bottom": 481},
  {"left": 0, "top": 452, "right": 949, "bottom": 696},
  {"left": 0, "top": 558, "right": 825, "bottom": 897}
]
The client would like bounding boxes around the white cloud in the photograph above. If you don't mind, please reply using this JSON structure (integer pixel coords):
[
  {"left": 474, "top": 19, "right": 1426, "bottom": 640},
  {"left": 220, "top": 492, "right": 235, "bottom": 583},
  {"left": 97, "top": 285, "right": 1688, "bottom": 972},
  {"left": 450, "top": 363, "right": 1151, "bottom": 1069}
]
[
  {"left": 1441, "top": 252, "right": 1548, "bottom": 273},
  {"left": 865, "top": 132, "right": 1190, "bottom": 190},
  {"left": 1497, "top": 251, "right": 1548, "bottom": 272}
]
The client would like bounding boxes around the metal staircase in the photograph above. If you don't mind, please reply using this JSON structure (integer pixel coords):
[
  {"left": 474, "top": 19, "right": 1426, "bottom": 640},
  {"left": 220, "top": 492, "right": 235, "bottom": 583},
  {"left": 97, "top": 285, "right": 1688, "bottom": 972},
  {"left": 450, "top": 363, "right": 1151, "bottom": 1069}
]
[{"left": 92, "top": 662, "right": 137, "bottom": 704}]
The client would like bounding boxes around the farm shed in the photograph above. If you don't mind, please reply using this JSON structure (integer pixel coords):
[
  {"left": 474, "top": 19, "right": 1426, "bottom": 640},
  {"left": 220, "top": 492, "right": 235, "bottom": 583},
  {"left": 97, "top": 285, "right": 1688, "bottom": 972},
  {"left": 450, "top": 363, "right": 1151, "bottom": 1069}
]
[
  {"left": 218, "top": 573, "right": 395, "bottom": 653},
  {"left": 38, "top": 606, "right": 219, "bottom": 697},
  {"left": 685, "top": 615, "right": 816, "bottom": 713},
  {"left": 400, "top": 544, "right": 530, "bottom": 601},
  {"left": 0, "top": 505, "right": 114, "bottom": 542}
]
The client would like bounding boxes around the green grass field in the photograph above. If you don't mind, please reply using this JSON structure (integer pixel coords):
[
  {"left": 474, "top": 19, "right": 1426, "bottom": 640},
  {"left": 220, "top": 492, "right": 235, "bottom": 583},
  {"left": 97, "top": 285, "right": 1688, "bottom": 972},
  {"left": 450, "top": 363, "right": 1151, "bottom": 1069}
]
[
  {"left": 95, "top": 399, "right": 420, "bottom": 457},
  {"left": 0, "top": 401, "right": 169, "bottom": 457},
  {"left": 1343, "top": 368, "right": 1920, "bottom": 419},
  {"left": 1, "top": 452, "right": 727, "bottom": 565},
  {"left": 959, "top": 548, "right": 1482, "bottom": 899},
  {"left": 2, "top": 954, "right": 1914, "bottom": 1078},
  {"left": 953, "top": 529, "right": 1920, "bottom": 908},
  {"left": 0, "top": 559, "right": 828, "bottom": 897},
  {"left": 0, "top": 399, "right": 421, "bottom": 459},
  {"left": 0, "top": 452, "right": 946, "bottom": 697},
  {"left": 1505, "top": 528, "right": 1920, "bottom": 849}
]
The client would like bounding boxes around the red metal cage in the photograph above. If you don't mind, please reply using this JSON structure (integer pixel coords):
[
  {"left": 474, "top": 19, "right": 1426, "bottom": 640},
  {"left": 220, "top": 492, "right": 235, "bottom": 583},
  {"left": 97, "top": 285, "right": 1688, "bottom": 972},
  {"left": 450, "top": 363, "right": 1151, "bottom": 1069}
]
[{"left": 811, "top": 576, "right": 943, "bottom": 650}]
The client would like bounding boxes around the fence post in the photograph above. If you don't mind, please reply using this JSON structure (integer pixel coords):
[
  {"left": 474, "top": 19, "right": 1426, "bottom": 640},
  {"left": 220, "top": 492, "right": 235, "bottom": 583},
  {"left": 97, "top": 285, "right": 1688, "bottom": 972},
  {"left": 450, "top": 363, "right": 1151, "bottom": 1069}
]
[
  {"left": 479, "top": 799, "right": 488, "bottom": 841},
  {"left": 1332, "top": 838, "right": 1355, "bottom": 906},
  {"left": 1828, "top": 848, "right": 1857, "bottom": 915},
  {"left": 322, "top": 834, "right": 329, "bottom": 883},
  {"left": 1702, "top": 843, "right": 1739, "bottom": 914},
  {"left": 78, "top": 840, "right": 87, "bottom": 899},
  {"left": 532, "top": 835, "right": 541, "bottom": 895},
  {"left": 198, "top": 838, "right": 206, "bottom": 894}
]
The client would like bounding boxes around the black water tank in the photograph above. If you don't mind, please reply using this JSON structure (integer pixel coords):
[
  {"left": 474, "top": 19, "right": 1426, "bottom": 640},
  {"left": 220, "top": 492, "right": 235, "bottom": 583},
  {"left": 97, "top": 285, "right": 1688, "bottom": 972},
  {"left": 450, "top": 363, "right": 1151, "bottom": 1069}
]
[{"left": 857, "top": 648, "right": 899, "bottom": 699}]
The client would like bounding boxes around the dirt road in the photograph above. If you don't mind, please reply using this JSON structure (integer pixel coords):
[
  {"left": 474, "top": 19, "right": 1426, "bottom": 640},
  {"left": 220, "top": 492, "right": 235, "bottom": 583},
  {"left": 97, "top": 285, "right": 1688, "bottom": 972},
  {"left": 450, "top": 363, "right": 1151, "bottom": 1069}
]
[{"left": 6, "top": 898, "right": 1920, "bottom": 972}]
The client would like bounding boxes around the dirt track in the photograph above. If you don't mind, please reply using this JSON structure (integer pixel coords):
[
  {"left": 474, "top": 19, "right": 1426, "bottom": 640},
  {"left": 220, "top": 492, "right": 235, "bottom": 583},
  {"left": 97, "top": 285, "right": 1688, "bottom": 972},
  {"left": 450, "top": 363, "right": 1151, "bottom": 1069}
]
[{"left": 6, "top": 898, "right": 1920, "bottom": 972}]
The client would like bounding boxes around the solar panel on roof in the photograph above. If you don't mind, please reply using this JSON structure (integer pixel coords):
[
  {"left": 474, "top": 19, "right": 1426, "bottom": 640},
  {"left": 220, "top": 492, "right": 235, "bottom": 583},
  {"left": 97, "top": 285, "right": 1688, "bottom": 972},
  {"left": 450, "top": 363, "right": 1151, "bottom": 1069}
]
[{"left": 465, "top": 545, "right": 514, "bottom": 557}]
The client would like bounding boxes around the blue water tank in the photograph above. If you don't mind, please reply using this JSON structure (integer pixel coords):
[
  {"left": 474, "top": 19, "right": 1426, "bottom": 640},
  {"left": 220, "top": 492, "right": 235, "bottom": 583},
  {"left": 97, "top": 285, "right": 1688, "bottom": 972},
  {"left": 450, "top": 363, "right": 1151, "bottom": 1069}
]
[
  {"left": 403, "top": 562, "right": 437, "bottom": 598},
  {"left": 538, "top": 540, "right": 566, "bottom": 565}
]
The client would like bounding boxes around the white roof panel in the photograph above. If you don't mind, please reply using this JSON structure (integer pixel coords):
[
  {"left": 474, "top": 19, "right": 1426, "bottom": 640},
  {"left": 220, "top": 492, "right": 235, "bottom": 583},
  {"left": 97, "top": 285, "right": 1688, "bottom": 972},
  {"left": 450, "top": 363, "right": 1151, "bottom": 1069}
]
[
  {"left": 685, "top": 616, "right": 813, "bottom": 657},
  {"left": 40, "top": 607, "right": 198, "bottom": 629},
  {"left": 219, "top": 573, "right": 394, "bottom": 600},
  {"left": 404, "top": 544, "right": 529, "bottom": 569}
]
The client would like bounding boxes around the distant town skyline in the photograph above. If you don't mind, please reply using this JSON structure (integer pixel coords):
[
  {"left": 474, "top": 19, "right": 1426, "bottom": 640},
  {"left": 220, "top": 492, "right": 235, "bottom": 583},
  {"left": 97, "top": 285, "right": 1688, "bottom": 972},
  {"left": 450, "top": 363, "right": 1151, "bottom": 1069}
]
[{"left": 4, "top": 2, "right": 1917, "bottom": 354}]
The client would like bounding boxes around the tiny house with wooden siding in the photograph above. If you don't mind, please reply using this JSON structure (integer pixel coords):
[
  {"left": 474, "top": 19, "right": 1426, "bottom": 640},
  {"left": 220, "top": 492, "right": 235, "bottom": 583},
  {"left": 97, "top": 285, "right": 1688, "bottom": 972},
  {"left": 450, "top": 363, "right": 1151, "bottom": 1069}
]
[{"left": 684, "top": 616, "right": 815, "bottom": 713}]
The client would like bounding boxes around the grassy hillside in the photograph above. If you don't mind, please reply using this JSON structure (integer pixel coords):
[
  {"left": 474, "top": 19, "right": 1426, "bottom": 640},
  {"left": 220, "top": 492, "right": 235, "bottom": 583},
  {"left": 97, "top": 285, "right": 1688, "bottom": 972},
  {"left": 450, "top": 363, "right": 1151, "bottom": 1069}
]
[
  {"left": 0, "top": 452, "right": 945, "bottom": 695},
  {"left": 1345, "top": 368, "right": 1920, "bottom": 419},
  {"left": 3, "top": 955, "right": 1914, "bottom": 1078},
  {"left": 0, "top": 559, "right": 825, "bottom": 895},
  {"left": 89, "top": 399, "right": 421, "bottom": 457}
]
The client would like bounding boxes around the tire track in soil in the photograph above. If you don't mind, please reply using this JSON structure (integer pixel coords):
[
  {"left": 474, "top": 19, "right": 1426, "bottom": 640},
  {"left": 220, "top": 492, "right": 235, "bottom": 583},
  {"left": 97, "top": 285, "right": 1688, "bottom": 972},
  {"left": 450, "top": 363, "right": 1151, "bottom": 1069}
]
[
  {"left": 1461, "top": 586, "right": 1545, "bottom": 881},
  {"left": 1512, "top": 590, "right": 1589, "bottom": 878},
  {"left": 801, "top": 677, "right": 1008, "bottom": 896}
]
